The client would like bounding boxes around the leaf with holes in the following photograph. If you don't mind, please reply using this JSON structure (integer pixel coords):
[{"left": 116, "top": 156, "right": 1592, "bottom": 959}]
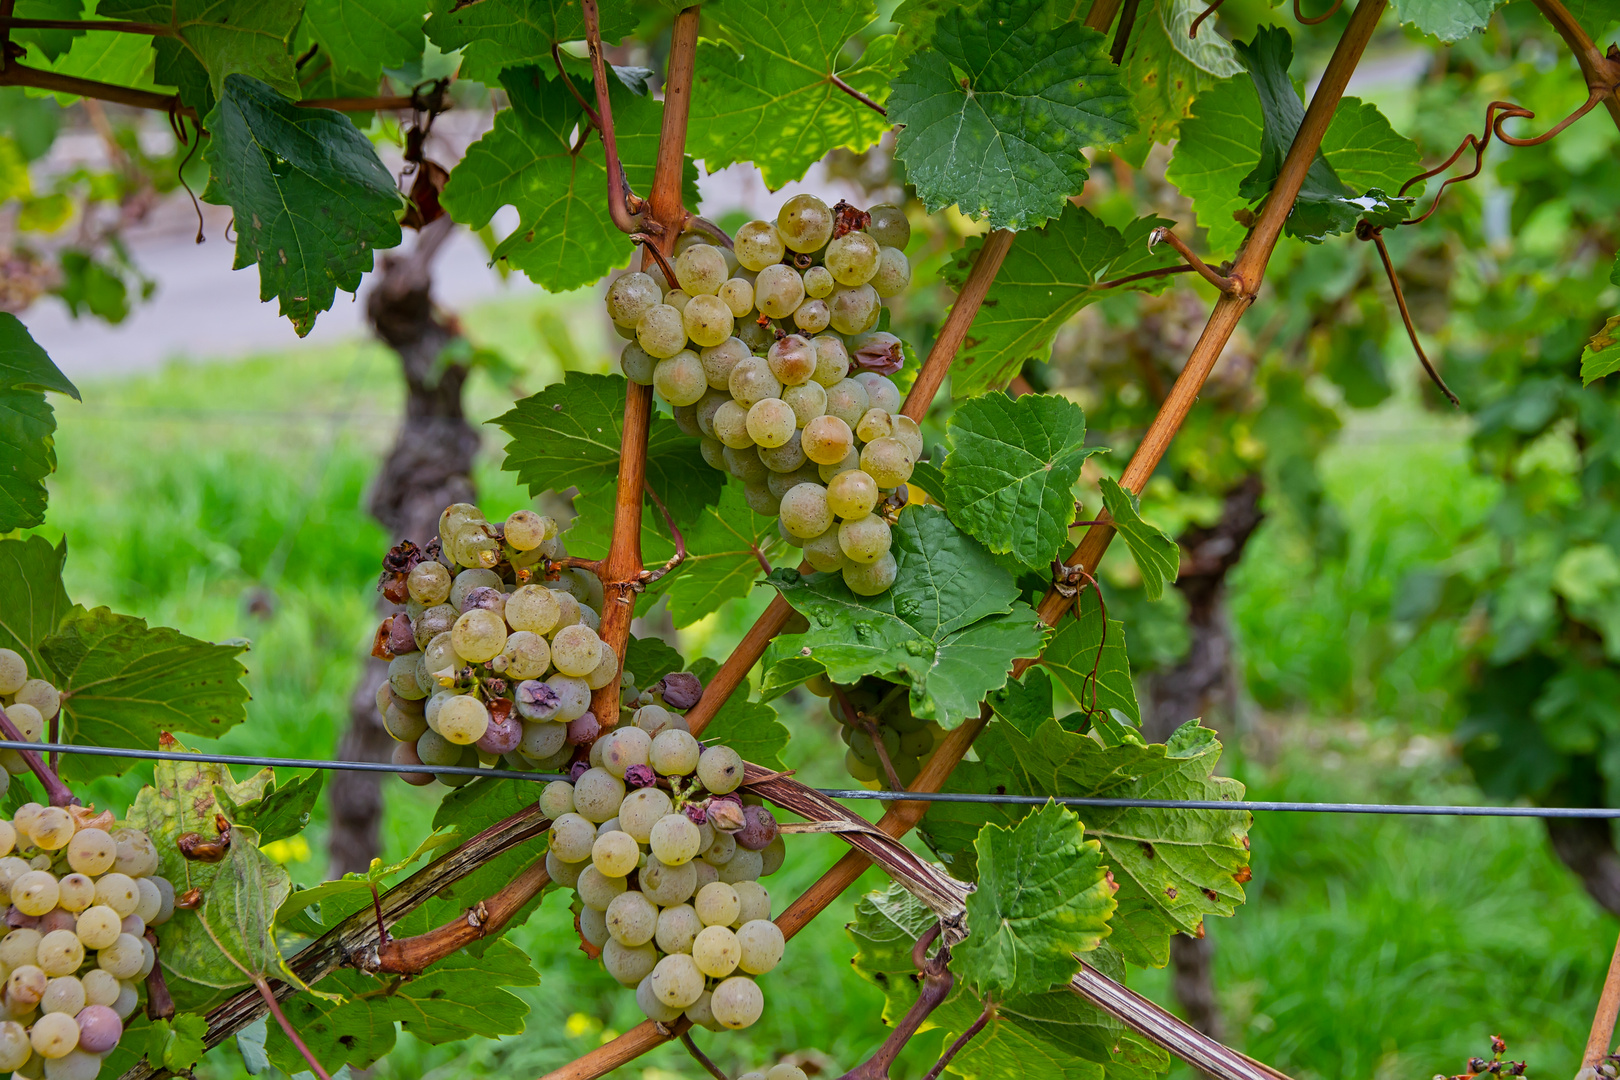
[
  {"left": 200, "top": 76, "right": 402, "bottom": 337},
  {"left": 1098, "top": 478, "right": 1179, "bottom": 603},
  {"left": 943, "top": 207, "right": 1176, "bottom": 397},
  {"left": 1391, "top": 0, "right": 1502, "bottom": 40},
  {"left": 889, "top": 0, "right": 1134, "bottom": 229},
  {"left": 942, "top": 392, "right": 1101, "bottom": 571},
  {"left": 494, "top": 371, "right": 722, "bottom": 532},
  {"left": 425, "top": 0, "right": 639, "bottom": 83},
  {"left": 690, "top": 0, "right": 895, "bottom": 188},
  {"left": 0, "top": 314, "right": 79, "bottom": 532},
  {"left": 1039, "top": 588, "right": 1142, "bottom": 730},
  {"left": 41, "top": 607, "right": 249, "bottom": 780},
  {"left": 767, "top": 505, "right": 1045, "bottom": 726},
  {"left": 0, "top": 535, "right": 72, "bottom": 682},
  {"left": 644, "top": 479, "right": 788, "bottom": 628},
  {"left": 919, "top": 719, "right": 1251, "bottom": 969},
  {"left": 954, "top": 801, "right": 1115, "bottom": 997}
]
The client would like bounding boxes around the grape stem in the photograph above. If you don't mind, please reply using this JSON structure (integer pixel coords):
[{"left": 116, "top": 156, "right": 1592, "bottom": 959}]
[
  {"left": 253, "top": 976, "right": 332, "bottom": 1080},
  {"left": 837, "top": 922, "right": 954, "bottom": 1080},
  {"left": 921, "top": 997, "right": 995, "bottom": 1080},
  {"left": 827, "top": 72, "right": 886, "bottom": 117},
  {"left": 143, "top": 930, "right": 177, "bottom": 1022},
  {"left": 637, "top": 480, "right": 687, "bottom": 586},
  {"left": 677, "top": 1030, "right": 726, "bottom": 1080},
  {"left": 1147, "top": 227, "right": 1238, "bottom": 294},
  {"left": 0, "top": 705, "right": 78, "bottom": 807}
]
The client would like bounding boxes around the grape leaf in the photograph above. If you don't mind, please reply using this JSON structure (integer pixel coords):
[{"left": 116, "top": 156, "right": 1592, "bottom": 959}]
[
  {"left": 441, "top": 61, "right": 695, "bottom": 292},
  {"left": 1098, "top": 478, "right": 1179, "bottom": 603},
  {"left": 0, "top": 535, "right": 71, "bottom": 682},
  {"left": 1038, "top": 588, "right": 1142, "bottom": 730},
  {"left": 1162, "top": 74, "right": 1260, "bottom": 257},
  {"left": 918, "top": 719, "right": 1251, "bottom": 969},
  {"left": 702, "top": 691, "right": 790, "bottom": 771},
  {"left": 1115, "top": 0, "right": 1242, "bottom": 167},
  {"left": 942, "top": 392, "right": 1101, "bottom": 571},
  {"left": 193, "top": 826, "right": 294, "bottom": 982},
  {"left": 11, "top": 0, "right": 85, "bottom": 63},
  {"left": 954, "top": 801, "right": 1115, "bottom": 998},
  {"left": 215, "top": 769, "right": 324, "bottom": 844},
  {"left": 107, "top": 1013, "right": 212, "bottom": 1080},
  {"left": 889, "top": 0, "right": 1134, "bottom": 229},
  {"left": 424, "top": 778, "right": 553, "bottom": 933},
  {"left": 757, "top": 648, "right": 825, "bottom": 703},
  {"left": 301, "top": 0, "right": 426, "bottom": 80},
  {"left": 689, "top": 0, "right": 895, "bottom": 189},
  {"left": 1566, "top": 0, "right": 1620, "bottom": 36},
  {"left": 33, "top": 18, "right": 163, "bottom": 102},
  {"left": 767, "top": 505, "right": 1045, "bottom": 727},
  {"left": 648, "top": 479, "right": 787, "bottom": 628},
  {"left": 267, "top": 939, "right": 541, "bottom": 1072},
  {"left": 40, "top": 606, "right": 250, "bottom": 780},
  {"left": 1582, "top": 316, "right": 1620, "bottom": 385},
  {"left": 97, "top": 0, "right": 303, "bottom": 101},
  {"left": 1391, "top": 0, "right": 1501, "bottom": 40},
  {"left": 201, "top": 75, "right": 403, "bottom": 337},
  {"left": 424, "top": 0, "right": 638, "bottom": 84},
  {"left": 494, "top": 371, "right": 723, "bottom": 532},
  {"left": 624, "top": 633, "right": 687, "bottom": 691},
  {"left": 0, "top": 313, "right": 79, "bottom": 532},
  {"left": 1321, "top": 97, "right": 1425, "bottom": 197},
  {"left": 887, "top": 0, "right": 953, "bottom": 64},
  {"left": 943, "top": 208, "right": 1176, "bottom": 397}
]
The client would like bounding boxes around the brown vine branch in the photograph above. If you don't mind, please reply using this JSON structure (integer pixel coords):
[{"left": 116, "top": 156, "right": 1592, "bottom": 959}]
[
  {"left": 1188, "top": 0, "right": 1227, "bottom": 38},
  {"left": 1148, "top": 227, "right": 1239, "bottom": 294},
  {"left": 1097, "top": 264, "right": 1197, "bottom": 290},
  {"left": 1530, "top": 0, "right": 1620, "bottom": 134},
  {"left": 1109, "top": 0, "right": 1142, "bottom": 65},
  {"left": 0, "top": 16, "right": 174, "bottom": 35},
  {"left": 0, "top": 706, "right": 78, "bottom": 807},
  {"left": 583, "top": 0, "right": 645, "bottom": 233},
  {"left": 1084, "top": 0, "right": 1127, "bottom": 30},
  {"left": 1585, "top": 929, "right": 1620, "bottom": 1067},
  {"left": 840, "top": 924, "right": 955, "bottom": 1080},
  {"left": 828, "top": 72, "right": 887, "bottom": 116},
  {"left": 254, "top": 977, "right": 332, "bottom": 1080},
  {"left": 632, "top": 234, "right": 680, "bottom": 289},
  {"left": 143, "top": 931, "right": 176, "bottom": 1021},
  {"left": 553, "top": 42, "right": 601, "bottom": 128},
  {"left": 1355, "top": 223, "right": 1460, "bottom": 406},
  {"left": 648, "top": 5, "right": 698, "bottom": 233},
  {"left": 360, "top": 856, "right": 551, "bottom": 974}
]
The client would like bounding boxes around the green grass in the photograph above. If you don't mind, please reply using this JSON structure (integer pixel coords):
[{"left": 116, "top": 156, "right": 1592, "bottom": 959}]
[{"left": 23, "top": 306, "right": 1615, "bottom": 1080}]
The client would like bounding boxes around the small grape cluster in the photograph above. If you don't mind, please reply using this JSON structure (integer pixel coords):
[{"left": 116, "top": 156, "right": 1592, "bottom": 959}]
[
  {"left": 607, "top": 196, "right": 921, "bottom": 597},
  {"left": 0, "top": 650, "right": 64, "bottom": 788},
  {"left": 810, "top": 675, "right": 946, "bottom": 789},
  {"left": 0, "top": 803, "right": 174, "bottom": 1080},
  {"left": 540, "top": 698, "right": 786, "bottom": 1031},
  {"left": 374, "top": 503, "right": 615, "bottom": 787}
]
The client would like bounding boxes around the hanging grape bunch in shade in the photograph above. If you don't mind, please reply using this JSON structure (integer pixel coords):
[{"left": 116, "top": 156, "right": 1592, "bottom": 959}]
[
  {"left": 607, "top": 197, "right": 919, "bottom": 597},
  {"left": 810, "top": 674, "right": 948, "bottom": 789},
  {"left": 539, "top": 694, "right": 787, "bottom": 1031},
  {"left": 373, "top": 503, "right": 619, "bottom": 787}
]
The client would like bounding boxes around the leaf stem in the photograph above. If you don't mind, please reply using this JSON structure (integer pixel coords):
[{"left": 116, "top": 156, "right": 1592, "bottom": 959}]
[
  {"left": 0, "top": 706, "right": 77, "bottom": 807},
  {"left": 0, "top": 15, "right": 174, "bottom": 33},
  {"left": 1109, "top": 0, "right": 1141, "bottom": 64},
  {"left": 638, "top": 480, "right": 687, "bottom": 586},
  {"left": 838, "top": 926, "right": 953, "bottom": 1080},
  {"left": 583, "top": 0, "right": 646, "bottom": 233},
  {"left": 553, "top": 41, "right": 602, "bottom": 128},
  {"left": 677, "top": 1030, "right": 724, "bottom": 1080},
  {"left": 920, "top": 997, "right": 995, "bottom": 1080},
  {"left": 1148, "top": 227, "right": 1237, "bottom": 293},
  {"left": 828, "top": 72, "right": 886, "bottom": 117},
  {"left": 253, "top": 977, "right": 332, "bottom": 1080},
  {"left": 1357, "top": 224, "right": 1459, "bottom": 405}
]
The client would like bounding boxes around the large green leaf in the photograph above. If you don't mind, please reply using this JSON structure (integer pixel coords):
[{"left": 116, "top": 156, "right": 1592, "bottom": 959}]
[
  {"left": 0, "top": 313, "right": 78, "bottom": 397},
  {"left": 1566, "top": 0, "right": 1620, "bottom": 36},
  {"left": 646, "top": 479, "right": 787, "bottom": 628},
  {"left": 954, "top": 801, "right": 1115, "bottom": 998},
  {"left": 1098, "top": 478, "right": 1179, "bottom": 603},
  {"left": 623, "top": 633, "right": 687, "bottom": 691},
  {"left": 1162, "top": 74, "right": 1261, "bottom": 257},
  {"left": 300, "top": 0, "right": 425, "bottom": 79},
  {"left": 919, "top": 720, "right": 1250, "bottom": 969},
  {"left": 97, "top": 0, "right": 302, "bottom": 102},
  {"left": 40, "top": 606, "right": 250, "bottom": 780},
  {"left": 1115, "top": 0, "right": 1243, "bottom": 167},
  {"left": 888, "top": 0, "right": 1134, "bottom": 229},
  {"left": 424, "top": 0, "right": 639, "bottom": 84},
  {"left": 700, "top": 688, "right": 791, "bottom": 772},
  {"left": 943, "top": 208, "right": 1176, "bottom": 397},
  {"left": 767, "top": 505, "right": 1045, "bottom": 726},
  {"left": 0, "top": 535, "right": 71, "bottom": 682},
  {"left": 493, "top": 371, "right": 722, "bottom": 532},
  {"left": 201, "top": 75, "right": 402, "bottom": 337},
  {"left": 1038, "top": 589, "right": 1142, "bottom": 730},
  {"left": 689, "top": 0, "right": 895, "bottom": 189},
  {"left": 0, "top": 314, "right": 79, "bottom": 532},
  {"left": 441, "top": 61, "right": 694, "bottom": 292},
  {"left": 942, "top": 393, "right": 1100, "bottom": 571},
  {"left": 1390, "top": 0, "right": 1502, "bottom": 41},
  {"left": 215, "top": 769, "right": 324, "bottom": 845},
  {"left": 266, "top": 939, "right": 541, "bottom": 1072}
]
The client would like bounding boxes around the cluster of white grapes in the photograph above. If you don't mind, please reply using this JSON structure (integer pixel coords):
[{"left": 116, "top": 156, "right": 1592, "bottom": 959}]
[
  {"left": 606, "top": 196, "right": 921, "bottom": 597},
  {"left": 0, "top": 802, "right": 174, "bottom": 1080},
  {"left": 376, "top": 503, "right": 615, "bottom": 787},
  {"left": 810, "top": 675, "right": 947, "bottom": 789},
  {"left": 0, "top": 651, "right": 62, "bottom": 786},
  {"left": 540, "top": 700, "right": 786, "bottom": 1031}
]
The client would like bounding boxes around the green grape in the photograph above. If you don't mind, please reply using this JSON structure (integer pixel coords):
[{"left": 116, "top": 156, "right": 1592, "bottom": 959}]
[
  {"left": 605, "top": 271, "right": 662, "bottom": 326},
  {"left": 636, "top": 304, "right": 688, "bottom": 359},
  {"left": 0, "top": 928, "right": 39, "bottom": 969},
  {"left": 854, "top": 408, "right": 892, "bottom": 444},
  {"left": 891, "top": 414, "right": 924, "bottom": 458},
  {"left": 545, "top": 850, "right": 584, "bottom": 889},
  {"left": 436, "top": 695, "right": 489, "bottom": 745},
  {"left": 743, "top": 481, "right": 779, "bottom": 517},
  {"left": 802, "top": 527, "right": 849, "bottom": 572},
  {"left": 663, "top": 288, "right": 692, "bottom": 313},
  {"left": 734, "top": 220, "right": 785, "bottom": 271},
  {"left": 112, "top": 979, "right": 139, "bottom": 1019},
  {"left": 866, "top": 204, "right": 911, "bottom": 248},
  {"left": 700, "top": 337, "right": 749, "bottom": 390},
  {"left": 650, "top": 730, "right": 700, "bottom": 775},
  {"left": 838, "top": 515, "right": 892, "bottom": 565},
  {"left": 540, "top": 781, "right": 575, "bottom": 821},
  {"left": 449, "top": 567, "right": 502, "bottom": 610},
  {"left": 754, "top": 264, "right": 805, "bottom": 318},
  {"left": 729, "top": 356, "right": 783, "bottom": 407},
  {"left": 692, "top": 925, "right": 741, "bottom": 978},
  {"left": 746, "top": 399, "right": 796, "bottom": 448},
  {"left": 650, "top": 953, "right": 706, "bottom": 1008},
  {"left": 5, "top": 702, "right": 42, "bottom": 741},
  {"left": 767, "top": 334, "right": 816, "bottom": 386},
  {"left": 504, "top": 509, "right": 550, "bottom": 551},
  {"left": 872, "top": 245, "right": 912, "bottom": 297},
  {"left": 65, "top": 829, "right": 114, "bottom": 876},
  {"left": 518, "top": 720, "right": 567, "bottom": 760},
  {"left": 451, "top": 523, "right": 499, "bottom": 568},
  {"left": 757, "top": 429, "right": 807, "bottom": 472},
  {"left": 674, "top": 244, "right": 727, "bottom": 295},
  {"left": 94, "top": 875, "right": 138, "bottom": 919},
  {"left": 768, "top": 1064, "right": 810, "bottom": 1080},
  {"left": 617, "top": 787, "right": 672, "bottom": 843},
  {"left": 801, "top": 414, "right": 854, "bottom": 466},
  {"left": 13, "top": 871, "right": 58, "bottom": 916},
  {"left": 96, "top": 934, "right": 144, "bottom": 979},
  {"left": 437, "top": 503, "right": 481, "bottom": 550},
  {"left": 620, "top": 340, "right": 659, "bottom": 385},
  {"left": 718, "top": 277, "right": 755, "bottom": 317},
  {"left": 697, "top": 745, "right": 744, "bottom": 793},
  {"left": 717, "top": 847, "right": 765, "bottom": 884},
  {"left": 710, "top": 975, "right": 764, "bottom": 1029},
  {"left": 499, "top": 631, "right": 551, "bottom": 680},
  {"left": 649, "top": 814, "right": 702, "bottom": 865},
  {"left": 0, "top": 1023, "right": 27, "bottom": 1073},
  {"left": 640, "top": 855, "right": 698, "bottom": 906},
  {"left": 818, "top": 447, "right": 862, "bottom": 483},
  {"left": 653, "top": 350, "right": 709, "bottom": 407},
  {"left": 0, "top": 819, "right": 14, "bottom": 859},
  {"left": 413, "top": 603, "right": 457, "bottom": 649},
  {"left": 601, "top": 725, "right": 652, "bottom": 778},
  {"left": 406, "top": 561, "right": 452, "bottom": 605},
  {"left": 724, "top": 445, "right": 769, "bottom": 484},
  {"left": 549, "top": 813, "right": 596, "bottom": 863},
  {"left": 700, "top": 436, "right": 727, "bottom": 471},
  {"left": 605, "top": 890, "right": 659, "bottom": 946},
  {"left": 777, "top": 194, "right": 832, "bottom": 253},
  {"left": 694, "top": 389, "right": 731, "bottom": 439},
  {"left": 694, "top": 882, "right": 740, "bottom": 927},
  {"left": 36, "top": 932, "right": 81, "bottom": 978},
  {"left": 792, "top": 298, "right": 830, "bottom": 334},
  {"left": 13, "top": 680, "right": 58, "bottom": 722},
  {"left": 855, "top": 372, "right": 902, "bottom": 413},
  {"left": 861, "top": 437, "right": 915, "bottom": 488},
  {"left": 825, "top": 231, "right": 880, "bottom": 286},
  {"left": 701, "top": 830, "right": 736, "bottom": 866},
  {"left": 551, "top": 624, "right": 604, "bottom": 678},
  {"left": 573, "top": 767, "right": 626, "bottom": 822},
  {"left": 655, "top": 903, "right": 702, "bottom": 954},
  {"left": 28, "top": 1012, "right": 77, "bottom": 1059},
  {"left": 451, "top": 609, "right": 506, "bottom": 664},
  {"left": 505, "top": 585, "right": 561, "bottom": 635},
  {"left": 737, "top": 316, "right": 776, "bottom": 353},
  {"left": 824, "top": 377, "right": 870, "bottom": 427},
  {"left": 713, "top": 399, "right": 755, "bottom": 449},
  {"left": 735, "top": 919, "right": 784, "bottom": 974},
  {"left": 828, "top": 283, "right": 879, "bottom": 335},
  {"left": 766, "top": 463, "right": 821, "bottom": 502},
  {"left": 760, "top": 834, "right": 786, "bottom": 876},
  {"left": 0, "top": 650, "right": 26, "bottom": 696},
  {"left": 826, "top": 469, "right": 879, "bottom": 519},
  {"left": 637, "top": 974, "right": 684, "bottom": 1023},
  {"left": 682, "top": 293, "right": 734, "bottom": 348},
  {"left": 56, "top": 874, "right": 93, "bottom": 914},
  {"left": 416, "top": 729, "right": 461, "bottom": 768},
  {"left": 73, "top": 908, "right": 119, "bottom": 952},
  {"left": 80, "top": 971, "right": 118, "bottom": 1009},
  {"left": 579, "top": 864, "right": 629, "bottom": 916},
  {"left": 601, "top": 938, "right": 657, "bottom": 986},
  {"left": 802, "top": 265, "right": 835, "bottom": 299},
  {"left": 28, "top": 808, "right": 73, "bottom": 852},
  {"left": 779, "top": 483, "right": 833, "bottom": 539},
  {"left": 585, "top": 646, "right": 620, "bottom": 690}
]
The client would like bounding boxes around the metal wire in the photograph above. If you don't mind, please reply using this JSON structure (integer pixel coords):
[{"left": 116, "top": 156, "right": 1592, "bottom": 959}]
[{"left": 9, "top": 740, "right": 1620, "bottom": 819}]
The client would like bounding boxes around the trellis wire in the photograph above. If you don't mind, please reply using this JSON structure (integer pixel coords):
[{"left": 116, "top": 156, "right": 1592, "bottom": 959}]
[{"left": 8, "top": 740, "right": 1620, "bottom": 818}]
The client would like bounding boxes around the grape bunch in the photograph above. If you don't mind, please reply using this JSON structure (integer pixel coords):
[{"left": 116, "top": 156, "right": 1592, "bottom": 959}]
[
  {"left": 374, "top": 503, "right": 617, "bottom": 787},
  {"left": 0, "top": 803, "right": 174, "bottom": 1080},
  {"left": 540, "top": 696, "right": 786, "bottom": 1031},
  {"left": 809, "top": 675, "right": 946, "bottom": 789},
  {"left": 0, "top": 650, "right": 63, "bottom": 787},
  {"left": 606, "top": 196, "right": 921, "bottom": 597}
]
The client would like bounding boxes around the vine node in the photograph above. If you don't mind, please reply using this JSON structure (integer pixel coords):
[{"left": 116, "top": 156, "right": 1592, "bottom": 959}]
[{"left": 1148, "top": 227, "right": 1242, "bottom": 295}]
